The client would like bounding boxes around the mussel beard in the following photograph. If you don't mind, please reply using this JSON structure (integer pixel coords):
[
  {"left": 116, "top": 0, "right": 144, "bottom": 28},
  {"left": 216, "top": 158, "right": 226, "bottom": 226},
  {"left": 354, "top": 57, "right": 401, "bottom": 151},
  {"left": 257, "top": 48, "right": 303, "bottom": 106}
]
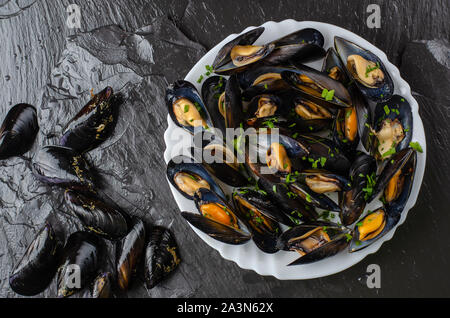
[
  {"left": 174, "top": 172, "right": 211, "bottom": 197},
  {"left": 173, "top": 98, "right": 207, "bottom": 128},
  {"left": 288, "top": 227, "right": 331, "bottom": 256},
  {"left": 347, "top": 54, "right": 385, "bottom": 88}
]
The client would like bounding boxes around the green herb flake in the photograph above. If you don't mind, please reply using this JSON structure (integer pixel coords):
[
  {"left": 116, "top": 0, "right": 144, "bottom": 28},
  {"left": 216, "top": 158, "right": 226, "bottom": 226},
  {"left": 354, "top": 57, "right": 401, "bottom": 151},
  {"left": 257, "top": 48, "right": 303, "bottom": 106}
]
[
  {"left": 409, "top": 141, "right": 423, "bottom": 153},
  {"left": 383, "top": 105, "right": 390, "bottom": 115},
  {"left": 184, "top": 105, "right": 190, "bottom": 113}
]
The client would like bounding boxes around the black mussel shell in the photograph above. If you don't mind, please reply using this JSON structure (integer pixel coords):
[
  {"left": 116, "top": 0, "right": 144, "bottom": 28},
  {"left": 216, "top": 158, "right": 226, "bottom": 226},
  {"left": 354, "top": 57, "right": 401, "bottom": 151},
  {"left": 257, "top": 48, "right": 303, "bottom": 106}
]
[
  {"left": 9, "top": 223, "right": 62, "bottom": 296},
  {"left": 57, "top": 231, "right": 102, "bottom": 297},
  {"left": 263, "top": 28, "right": 326, "bottom": 65},
  {"left": 296, "top": 169, "right": 351, "bottom": 193},
  {"left": 245, "top": 94, "right": 282, "bottom": 123},
  {"left": 248, "top": 115, "right": 328, "bottom": 135},
  {"left": 295, "top": 134, "right": 352, "bottom": 175},
  {"left": 350, "top": 85, "right": 372, "bottom": 152},
  {"left": 212, "top": 27, "right": 265, "bottom": 71},
  {"left": 166, "top": 155, "right": 226, "bottom": 200},
  {"left": 223, "top": 74, "right": 245, "bottom": 130},
  {"left": 369, "top": 148, "right": 417, "bottom": 207},
  {"left": 88, "top": 272, "right": 113, "bottom": 298},
  {"left": 238, "top": 65, "right": 294, "bottom": 91},
  {"left": 321, "top": 48, "right": 350, "bottom": 85},
  {"left": 370, "top": 95, "right": 413, "bottom": 161},
  {"left": 0, "top": 103, "right": 38, "bottom": 160},
  {"left": 144, "top": 226, "right": 181, "bottom": 289},
  {"left": 288, "top": 181, "right": 341, "bottom": 212},
  {"left": 332, "top": 106, "right": 360, "bottom": 158},
  {"left": 32, "top": 145, "right": 95, "bottom": 192},
  {"left": 334, "top": 36, "right": 394, "bottom": 102},
  {"left": 201, "top": 76, "right": 228, "bottom": 135},
  {"left": 339, "top": 153, "right": 377, "bottom": 226},
  {"left": 281, "top": 64, "right": 352, "bottom": 109},
  {"left": 166, "top": 80, "right": 212, "bottom": 134},
  {"left": 116, "top": 218, "right": 146, "bottom": 291},
  {"left": 277, "top": 221, "right": 351, "bottom": 265},
  {"left": 64, "top": 190, "right": 128, "bottom": 239},
  {"left": 349, "top": 207, "right": 398, "bottom": 252},
  {"left": 60, "top": 87, "right": 121, "bottom": 153}
]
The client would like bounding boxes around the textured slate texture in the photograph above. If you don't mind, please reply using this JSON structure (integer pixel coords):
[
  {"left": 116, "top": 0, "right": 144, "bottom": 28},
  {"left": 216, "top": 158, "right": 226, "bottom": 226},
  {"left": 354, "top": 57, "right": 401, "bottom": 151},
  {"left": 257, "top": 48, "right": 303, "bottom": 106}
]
[{"left": 0, "top": 0, "right": 449, "bottom": 297}]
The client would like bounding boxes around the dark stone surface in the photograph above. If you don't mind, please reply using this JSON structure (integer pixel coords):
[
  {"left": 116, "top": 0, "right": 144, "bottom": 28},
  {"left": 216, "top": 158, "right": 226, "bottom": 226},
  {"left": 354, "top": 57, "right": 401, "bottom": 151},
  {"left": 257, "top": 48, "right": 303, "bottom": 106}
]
[{"left": 0, "top": 0, "right": 448, "bottom": 297}]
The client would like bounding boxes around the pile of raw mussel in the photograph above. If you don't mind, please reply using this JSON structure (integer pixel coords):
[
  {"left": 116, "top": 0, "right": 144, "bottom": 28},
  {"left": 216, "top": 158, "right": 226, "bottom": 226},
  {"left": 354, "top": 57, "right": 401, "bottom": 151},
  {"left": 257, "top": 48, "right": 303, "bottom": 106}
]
[
  {"left": 165, "top": 27, "right": 422, "bottom": 265},
  {"left": 0, "top": 88, "right": 180, "bottom": 297}
]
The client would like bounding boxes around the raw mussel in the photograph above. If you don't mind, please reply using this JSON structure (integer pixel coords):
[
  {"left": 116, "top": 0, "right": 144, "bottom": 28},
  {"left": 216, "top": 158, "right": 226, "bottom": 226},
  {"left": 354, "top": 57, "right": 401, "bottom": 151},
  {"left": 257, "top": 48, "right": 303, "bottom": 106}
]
[
  {"left": 145, "top": 226, "right": 181, "bottom": 289},
  {"left": 339, "top": 153, "right": 377, "bottom": 226},
  {"left": 277, "top": 221, "right": 352, "bottom": 265},
  {"left": 334, "top": 36, "right": 394, "bottom": 102},
  {"left": 57, "top": 231, "right": 102, "bottom": 297},
  {"left": 9, "top": 223, "right": 62, "bottom": 296},
  {"left": 166, "top": 80, "right": 212, "bottom": 134},
  {"left": 116, "top": 218, "right": 146, "bottom": 291},
  {"left": 60, "top": 87, "right": 121, "bottom": 153},
  {"left": 166, "top": 155, "right": 226, "bottom": 200},
  {"left": 32, "top": 145, "right": 95, "bottom": 192},
  {"left": 64, "top": 190, "right": 128, "bottom": 239},
  {"left": 370, "top": 95, "right": 413, "bottom": 161},
  {"left": 182, "top": 188, "right": 251, "bottom": 245},
  {"left": 0, "top": 103, "right": 39, "bottom": 160}
]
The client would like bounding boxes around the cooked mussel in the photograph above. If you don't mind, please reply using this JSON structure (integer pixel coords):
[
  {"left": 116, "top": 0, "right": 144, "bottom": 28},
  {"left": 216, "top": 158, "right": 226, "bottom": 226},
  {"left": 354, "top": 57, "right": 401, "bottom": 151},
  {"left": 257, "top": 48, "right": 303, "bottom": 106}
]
[
  {"left": 281, "top": 64, "right": 352, "bottom": 109},
  {"left": 116, "top": 218, "right": 146, "bottom": 291},
  {"left": 144, "top": 226, "right": 181, "bottom": 289},
  {"left": 9, "top": 223, "right": 62, "bottom": 296},
  {"left": 32, "top": 145, "right": 95, "bottom": 192},
  {"left": 212, "top": 27, "right": 265, "bottom": 72},
  {"left": 332, "top": 106, "right": 360, "bottom": 156},
  {"left": 182, "top": 188, "right": 251, "bottom": 245},
  {"left": 233, "top": 189, "right": 281, "bottom": 253},
  {"left": 245, "top": 94, "right": 281, "bottom": 124},
  {"left": 166, "top": 80, "right": 212, "bottom": 134},
  {"left": 321, "top": 47, "right": 350, "bottom": 85},
  {"left": 201, "top": 76, "right": 228, "bottom": 135},
  {"left": 339, "top": 153, "right": 377, "bottom": 226},
  {"left": 334, "top": 36, "right": 394, "bottom": 102},
  {"left": 0, "top": 103, "right": 38, "bottom": 160},
  {"left": 57, "top": 231, "right": 102, "bottom": 297},
  {"left": 166, "top": 155, "right": 226, "bottom": 200},
  {"left": 296, "top": 169, "right": 351, "bottom": 194},
  {"left": 60, "top": 87, "right": 121, "bottom": 153},
  {"left": 277, "top": 221, "right": 351, "bottom": 265},
  {"left": 64, "top": 190, "right": 128, "bottom": 239},
  {"left": 370, "top": 95, "right": 413, "bottom": 160}
]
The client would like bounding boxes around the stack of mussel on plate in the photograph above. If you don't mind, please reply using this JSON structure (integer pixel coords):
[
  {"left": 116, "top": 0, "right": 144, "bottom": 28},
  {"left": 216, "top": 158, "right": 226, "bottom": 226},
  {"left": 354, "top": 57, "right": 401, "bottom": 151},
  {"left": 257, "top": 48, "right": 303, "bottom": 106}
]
[
  {"left": 0, "top": 88, "right": 181, "bottom": 297},
  {"left": 165, "top": 27, "right": 423, "bottom": 265}
]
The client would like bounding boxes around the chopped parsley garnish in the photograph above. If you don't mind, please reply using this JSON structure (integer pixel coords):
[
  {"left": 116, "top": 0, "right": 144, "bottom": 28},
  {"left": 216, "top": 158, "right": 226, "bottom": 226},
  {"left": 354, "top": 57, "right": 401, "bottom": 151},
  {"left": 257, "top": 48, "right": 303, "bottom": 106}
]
[
  {"left": 184, "top": 105, "right": 189, "bottom": 113},
  {"left": 321, "top": 89, "right": 335, "bottom": 101},
  {"left": 409, "top": 141, "right": 423, "bottom": 153},
  {"left": 383, "top": 105, "right": 390, "bottom": 115},
  {"left": 345, "top": 233, "right": 353, "bottom": 242},
  {"left": 197, "top": 75, "right": 204, "bottom": 83},
  {"left": 365, "top": 62, "right": 380, "bottom": 77},
  {"left": 382, "top": 146, "right": 397, "bottom": 158}
]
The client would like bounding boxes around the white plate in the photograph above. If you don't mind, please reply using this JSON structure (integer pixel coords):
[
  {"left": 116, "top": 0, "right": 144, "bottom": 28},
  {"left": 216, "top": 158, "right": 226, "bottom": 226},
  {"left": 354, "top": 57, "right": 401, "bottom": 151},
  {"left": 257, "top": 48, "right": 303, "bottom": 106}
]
[{"left": 163, "top": 20, "right": 426, "bottom": 280}]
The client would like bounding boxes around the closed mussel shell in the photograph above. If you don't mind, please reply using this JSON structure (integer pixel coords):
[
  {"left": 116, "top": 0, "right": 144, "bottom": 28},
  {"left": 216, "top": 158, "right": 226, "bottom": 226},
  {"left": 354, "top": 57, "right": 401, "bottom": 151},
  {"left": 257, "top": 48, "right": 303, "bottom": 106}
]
[
  {"left": 89, "top": 272, "right": 113, "bottom": 298},
  {"left": 9, "top": 223, "right": 62, "bottom": 296},
  {"left": 60, "top": 87, "right": 121, "bottom": 153},
  {"left": 201, "top": 76, "right": 228, "bottom": 135},
  {"left": 277, "top": 221, "right": 351, "bottom": 265},
  {"left": 116, "top": 218, "right": 146, "bottom": 291},
  {"left": 321, "top": 47, "right": 350, "bottom": 85},
  {"left": 0, "top": 103, "right": 39, "bottom": 160},
  {"left": 64, "top": 190, "right": 128, "bottom": 240},
  {"left": 57, "top": 231, "right": 102, "bottom": 297},
  {"left": 31, "top": 145, "right": 95, "bottom": 192},
  {"left": 145, "top": 226, "right": 181, "bottom": 289}
]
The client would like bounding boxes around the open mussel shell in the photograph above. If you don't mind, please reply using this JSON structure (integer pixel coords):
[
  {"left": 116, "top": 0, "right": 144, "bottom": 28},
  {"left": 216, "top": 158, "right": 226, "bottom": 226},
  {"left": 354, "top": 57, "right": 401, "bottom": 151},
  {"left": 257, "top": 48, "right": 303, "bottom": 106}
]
[
  {"left": 233, "top": 189, "right": 281, "bottom": 253},
  {"left": 351, "top": 85, "right": 372, "bottom": 152},
  {"left": 88, "top": 272, "right": 113, "bottom": 298},
  {"left": 201, "top": 76, "right": 228, "bottom": 135},
  {"left": 369, "top": 148, "right": 417, "bottom": 211},
  {"left": 64, "top": 190, "right": 128, "bottom": 240},
  {"left": 295, "top": 134, "right": 352, "bottom": 175},
  {"left": 296, "top": 169, "right": 351, "bottom": 194},
  {"left": 370, "top": 95, "right": 413, "bottom": 161},
  {"left": 116, "top": 218, "right": 146, "bottom": 291},
  {"left": 166, "top": 80, "right": 212, "bottom": 134},
  {"left": 277, "top": 221, "right": 351, "bottom": 265},
  {"left": 57, "top": 231, "right": 102, "bottom": 297},
  {"left": 321, "top": 47, "right": 350, "bottom": 85},
  {"left": 185, "top": 188, "right": 251, "bottom": 245},
  {"left": 349, "top": 207, "right": 399, "bottom": 252},
  {"left": 339, "top": 153, "right": 377, "bottom": 226},
  {"left": 166, "top": 155, "right": 226, "bottom": 200},
  {"left": 245, "top": 94, "right": 282, "bottom": 124},
  {"left": 9, "top": 223, "right": 63, "bottom": 296},
  {"left": 263, "top": 28, "right": 326, "bottom": 65},
  {"left": 281, "top": 64, "right": 352, "bottom": 109},
  {"left": 32, "top": 145, "right": 95, "bottom": 192},
  {"left": 60, "top": 87, "right": 121, "bottom": 154},
  {"left": 288, "top": 181, "right": 341, "bottom": 212},
  {"left": 334, "top": 36, "right": 394, "bottom": 102},
  {"left": 0, "top": 103, "right": 38, "bottom": 160},
  {"left": 212, "top": 27, "right": 265, "bottom": 72},
  {"left": 144, "top": 226, "right": 181, "bottom": 289}
]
